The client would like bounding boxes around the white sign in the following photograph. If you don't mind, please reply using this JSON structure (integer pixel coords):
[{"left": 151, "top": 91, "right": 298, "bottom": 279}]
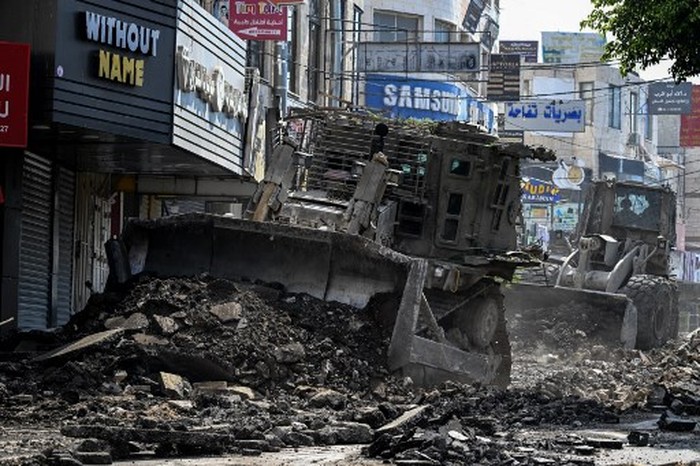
[
  {"left": 552, "top": 159, "right": 586, "bottom": 190},
  {"left": 358, "top": 42, "right": 480, "bottom": 73},
  {"left": 505, "top": 100, "right": 585, "bottom": 132},
  {"left": 175, "top": 45, "right": 247, "bottom": 119}
]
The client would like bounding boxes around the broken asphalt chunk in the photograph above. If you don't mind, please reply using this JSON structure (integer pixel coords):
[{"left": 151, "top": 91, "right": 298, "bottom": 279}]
[
  {"left": 33, "top": 329, "right": 124, "bottom": 362},
  {"left": 657, "top": 410, "right": 698, "bottom": 432}
]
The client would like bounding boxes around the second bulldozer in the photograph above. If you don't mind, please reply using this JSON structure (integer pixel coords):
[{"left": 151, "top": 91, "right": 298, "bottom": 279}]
[{"left": 507, "top": 179, "right": 680, "bottom": 350}]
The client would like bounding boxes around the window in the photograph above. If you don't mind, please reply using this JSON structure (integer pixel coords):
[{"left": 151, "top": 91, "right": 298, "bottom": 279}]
[
  {"left": 374, "top": 11, "right": 420, "bottom": 42},
  {"left": 579, "top": 81, "right": 594, "bottom": 125},
  {"left": 613, "top": 187, "right": 661, "bottom": 231},
  {"left": 434, "top": 19, "right": 455, "bottom": 43},
  {"left": 449, "top": 158, "right": 472, "bottom": 177},
  {"left": 609, "top": 85, "right": 621, "bottom": 129},
  {"left": 629, "top": 91, "right": 639, "bottom": 134},
  {"left": 646, "top": 94, "right": 654, "bottom": 140},
  {"left": 441, "top": 192, "right": 464, "bottom": 241}
]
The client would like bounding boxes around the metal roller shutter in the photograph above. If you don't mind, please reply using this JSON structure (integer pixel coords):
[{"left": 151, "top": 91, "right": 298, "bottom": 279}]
[
  {"left": 18, "top": 153, "right": 52, "bottom": 330},
  {"left": 56, "top": 167, "right": 75, "bottom": 326}
]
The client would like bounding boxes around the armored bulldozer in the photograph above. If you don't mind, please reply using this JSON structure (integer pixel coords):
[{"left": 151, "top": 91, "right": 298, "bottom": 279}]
[
  {"left": 508, "top": 179, "right": 680, "bottom": 350},
  {"left": 110, "top": 110, "right": 552, "bottom": 387}
]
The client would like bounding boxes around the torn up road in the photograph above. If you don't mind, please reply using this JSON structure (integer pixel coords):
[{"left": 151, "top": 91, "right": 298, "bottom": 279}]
[{"left": 0, "top": 275, "right": 698, "bottom": 465}]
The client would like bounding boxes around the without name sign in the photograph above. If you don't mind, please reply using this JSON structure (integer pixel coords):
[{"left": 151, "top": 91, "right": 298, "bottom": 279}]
[
  {"left": 0, "top": 42, "right": 31, "bottom": 148},
  {"left": 230, "top": 0, "right": 287, "bottom": 41}
]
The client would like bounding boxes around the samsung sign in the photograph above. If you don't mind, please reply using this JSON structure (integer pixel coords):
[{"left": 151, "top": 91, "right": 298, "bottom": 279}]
[{"left": 365, "top": 74, "right": 495, "bottom": 131}]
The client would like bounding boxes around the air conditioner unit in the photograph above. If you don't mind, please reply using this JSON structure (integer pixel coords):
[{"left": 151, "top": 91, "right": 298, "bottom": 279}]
[{"left": 627, "top": 133, "right": 640, "bottom": 146}]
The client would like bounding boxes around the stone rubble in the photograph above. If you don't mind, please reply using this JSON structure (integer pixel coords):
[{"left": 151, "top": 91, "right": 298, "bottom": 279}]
[{"left": 0, "top": 275, "right": 696, "bottom": 465}]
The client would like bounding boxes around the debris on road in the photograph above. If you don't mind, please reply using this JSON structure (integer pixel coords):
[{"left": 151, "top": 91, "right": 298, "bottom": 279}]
[{"left": 0, "top": 275, "right": 697, "bottom": 465}]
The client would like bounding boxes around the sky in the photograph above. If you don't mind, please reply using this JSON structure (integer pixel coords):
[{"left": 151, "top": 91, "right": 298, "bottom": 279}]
[{"left": 498, "top": 0, "right": 681, "bottom": 82}]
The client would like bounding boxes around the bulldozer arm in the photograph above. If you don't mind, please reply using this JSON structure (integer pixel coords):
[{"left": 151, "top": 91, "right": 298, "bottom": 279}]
[
  {"left": 115, "top": 214, "right": 505, "bottom": 387},
  {"left": 504, "top": 283, "right": 638, "bottom": 350}
]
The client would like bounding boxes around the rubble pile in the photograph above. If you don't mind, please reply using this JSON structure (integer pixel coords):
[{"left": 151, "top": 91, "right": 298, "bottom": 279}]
[
  {"left": 512, "top": 329, "right": 700, "bottom": 415},
  {"left": 0, "top": 275, "right": 697, "bottom": 464},
  {"left": 508, "top": 302, "right": 615, "bottom": 354},
  {"left": 365, "top": 382, "right": 619, "bottom": 465}
]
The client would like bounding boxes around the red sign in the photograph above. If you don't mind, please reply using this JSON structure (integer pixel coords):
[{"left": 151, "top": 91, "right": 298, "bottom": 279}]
[
  {"left": 230, "top": 0, "right": 287, "bottom": 41},
  {"left": 681, "top": 85, "right": 700, "bottom": 147},
  {"left": 268, "top": 0, "right": 304, "bottom": 4},
  {"left": 0, "top": 42, "right": 31, "bottom": 148}
]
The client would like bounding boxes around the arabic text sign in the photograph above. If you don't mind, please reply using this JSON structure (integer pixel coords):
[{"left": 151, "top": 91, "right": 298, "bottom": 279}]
[
  {"left": 505, "top": 100, "right": 585, "bottom": 133},
  {"left": 681, "top": 85, "right": 700, "bottom": 147},
  {"left": 230, "top": 0, "right": 287, "bottom": 41},
  {"left": 487, "top": 54, "right": 520, "bottom": 101},
  {"left": 0, "top": 41, "right": 31, "bottom": 148},
  {"left": 499, "top": 41, "right": 538, "bottom": 63},
  {"left": 358, "top": 42, "right": 480, "bottom": 73},
  {"left": 542, "top": 32, "right": 605, "bottom": 64},
  {"left": 648, "top": 82, "right": 692, "bottom": 114}
]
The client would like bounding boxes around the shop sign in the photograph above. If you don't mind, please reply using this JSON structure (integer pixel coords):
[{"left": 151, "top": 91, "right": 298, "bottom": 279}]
[
  {"left": 487, "top": 54, "right": 520, "bottom": 102},
  {"left": 542, "top": 32, "right": 605, "bottom": 64},
  {"left": 505, "top": 100, "right": 585, "bottom": 133},
  {"left": 499, "top": 41, "right": 538, "bottom": 63},
  {"left": 0, "top": 42, "right": 30, "bottom": 148},
  {"left": 230, "top": 0, "right": 287, "bottom": 41},
  {"left": 175, "top": 46, "right": 247, "bottom": 120},
  {"left": 83, "top": 11, "right": 162, "bottom": 87},
  {"left": 552, "top": 159, "right": 585, "bottom": 190},
  {"left": 521, "top": 178, "right": 561, "bottom": 203},
  {"left": 649, "top": 82, "right": 692, "bottom": 115},
  {"left": 365, "top": 74, "right": 495, "bottom": 132},
  {"left": 358, "top": 42, "right": 480, "bottom": 74}
]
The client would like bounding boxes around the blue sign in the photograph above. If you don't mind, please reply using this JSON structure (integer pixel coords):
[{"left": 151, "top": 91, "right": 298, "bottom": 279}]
[{"left": 365, "top": 74, "right": 495, "bottom": 132}]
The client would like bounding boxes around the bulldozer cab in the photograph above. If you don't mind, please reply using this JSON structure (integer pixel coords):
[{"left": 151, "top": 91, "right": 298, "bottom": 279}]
[{"left": 578, "top": 180, "right": 676, "bottom": 275}]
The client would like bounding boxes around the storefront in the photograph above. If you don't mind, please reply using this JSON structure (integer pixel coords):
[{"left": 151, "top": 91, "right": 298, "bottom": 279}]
[
  {"left": 0, "top": 0, "right": 255, "bottom": 331},
  {"left": 519, "top": 160, "right": 590, "bottom": 254}
]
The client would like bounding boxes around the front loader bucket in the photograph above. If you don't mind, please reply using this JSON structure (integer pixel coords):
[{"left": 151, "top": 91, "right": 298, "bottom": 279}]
[
  {"left": 504, "top": 283, "right": 637, "bottom": 350},
  {"left": 117, "top": 214, "right": 500, "bottom": 386}
]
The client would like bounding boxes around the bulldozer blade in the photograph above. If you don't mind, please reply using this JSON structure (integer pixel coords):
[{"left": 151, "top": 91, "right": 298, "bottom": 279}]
[
  {"left": 504, "top": 283, "right": 638, "bottom": 350},
  {"left": 118, "top": 214, "right": 503, "bottom": 387},
  {"left": 122, "top": 214, "right": 410, "bottom": 309},
  {"left": 388, "top": 260, "right": 499, "bottom": 387}
]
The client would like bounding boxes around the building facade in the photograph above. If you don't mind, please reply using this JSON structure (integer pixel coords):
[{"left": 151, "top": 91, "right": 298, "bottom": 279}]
[{"left": 0, "top": 0, "right": 259, "bottom": 330}]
